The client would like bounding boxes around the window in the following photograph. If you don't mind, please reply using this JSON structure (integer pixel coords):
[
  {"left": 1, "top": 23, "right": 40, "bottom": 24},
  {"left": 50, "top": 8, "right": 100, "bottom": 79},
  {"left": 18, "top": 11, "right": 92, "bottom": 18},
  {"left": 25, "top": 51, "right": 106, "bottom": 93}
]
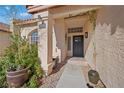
[
  {"left": 68, "top": 37, "right": 71, "bottom": 51},
  {"left": 30, "top": 31, "right": 38, "bottom": 44},
  {"left": 68, "top": 27, "right": 83, "bottom": 33}
]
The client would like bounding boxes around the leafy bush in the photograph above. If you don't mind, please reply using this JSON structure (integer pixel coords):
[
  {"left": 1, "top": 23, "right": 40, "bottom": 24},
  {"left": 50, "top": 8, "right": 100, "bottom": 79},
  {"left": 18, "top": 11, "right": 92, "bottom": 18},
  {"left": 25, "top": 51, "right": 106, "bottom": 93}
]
[
  {"left": 0, "top": 57, "right": 8, "bottom": 88},
  {"left": 23, "top": 44, "right": 44, "bottom": 88},
  {"left": 5, "top": 35, "right": 32, "bottom": 71},
  {"left": 26, "top": 75, "right": 39, "bottom": 88},
  {"left": 0, "top": 34, "right": 44, "bottom": 88}
]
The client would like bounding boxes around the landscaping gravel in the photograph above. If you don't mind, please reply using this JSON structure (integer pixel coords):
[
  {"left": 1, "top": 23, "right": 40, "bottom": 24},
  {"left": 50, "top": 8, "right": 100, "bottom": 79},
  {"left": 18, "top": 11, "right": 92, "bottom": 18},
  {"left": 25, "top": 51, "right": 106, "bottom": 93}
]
[{"left": 40, "top": 61, "right": 67, "bottom": 88}]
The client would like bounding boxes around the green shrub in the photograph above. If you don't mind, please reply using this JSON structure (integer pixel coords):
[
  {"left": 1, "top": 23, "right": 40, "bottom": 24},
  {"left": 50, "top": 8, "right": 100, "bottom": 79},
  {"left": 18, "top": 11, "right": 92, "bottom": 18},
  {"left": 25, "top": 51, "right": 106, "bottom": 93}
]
[
  {"left": 26, "top": 75, "right": 39, "bottom": 88},
  {"left": 0, "top": 58, "right": 8, "bottom": 88},
  {"left": 0, "top": 34, "right": 44, "bottom": 88}
]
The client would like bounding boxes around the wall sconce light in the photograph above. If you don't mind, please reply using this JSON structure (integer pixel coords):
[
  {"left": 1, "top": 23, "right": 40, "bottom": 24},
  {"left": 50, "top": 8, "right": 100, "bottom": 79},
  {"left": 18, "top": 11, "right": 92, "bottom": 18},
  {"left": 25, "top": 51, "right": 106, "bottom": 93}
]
[
  {"left": 38, "top": 15, "right": 46, "bottom": 29},
  {"left": 39, "top": 21, "right": 46, "bottom": 29},
  {"left": 85, "top": 32, "right": 88, "bottom": 38}
]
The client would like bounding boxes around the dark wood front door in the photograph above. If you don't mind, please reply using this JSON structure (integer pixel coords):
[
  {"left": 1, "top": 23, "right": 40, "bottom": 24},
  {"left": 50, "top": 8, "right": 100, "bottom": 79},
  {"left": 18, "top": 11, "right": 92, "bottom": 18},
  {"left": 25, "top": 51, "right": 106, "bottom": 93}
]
[{"left": 73, "top": 35, "right": 84, "bottom": 57}]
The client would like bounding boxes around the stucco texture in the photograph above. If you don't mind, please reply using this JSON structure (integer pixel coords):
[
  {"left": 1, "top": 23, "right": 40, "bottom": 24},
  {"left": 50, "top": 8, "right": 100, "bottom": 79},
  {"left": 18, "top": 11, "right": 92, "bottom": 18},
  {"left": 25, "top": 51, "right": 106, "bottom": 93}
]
[
  {"left": 0, "top": 31, "right": 11, "bottom": 56},
  {"left": 85, "top": 6, "right": 124, "bottom": 88}
]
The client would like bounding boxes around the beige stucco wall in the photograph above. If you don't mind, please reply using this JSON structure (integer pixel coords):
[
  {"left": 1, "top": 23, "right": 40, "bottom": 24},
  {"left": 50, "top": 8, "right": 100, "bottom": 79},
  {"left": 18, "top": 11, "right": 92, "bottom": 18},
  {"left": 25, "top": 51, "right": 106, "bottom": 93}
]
[
  {"left": 37, "top": 11, "right": 53, "bottom": 75},
  {"left": 38, "top": 19, "right": 49, "bottom": 74},
  {"left": 85, "top": 6, "right": 124, "bottom": 88},
  {"left": 20, "top": 24, "right": 37, "bottom": 39},
  {"left": 0, "top": 31, "right": 11, "bottom": 56},
  {"left": 47, "top": 14, "right": 54, "bottom": 74},
  {"left": 54, "top": 18, "right": 66, "bottom": 61},
  {"left": 33, "top": 11, "right": 53, "bottom": 75}
]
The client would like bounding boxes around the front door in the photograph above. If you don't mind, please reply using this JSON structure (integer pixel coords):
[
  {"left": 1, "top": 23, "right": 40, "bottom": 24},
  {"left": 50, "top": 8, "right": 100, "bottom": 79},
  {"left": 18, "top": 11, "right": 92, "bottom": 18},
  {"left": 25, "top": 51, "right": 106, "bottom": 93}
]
[{"left": 73, "top": 35, "right": 84, "bottom": 57}]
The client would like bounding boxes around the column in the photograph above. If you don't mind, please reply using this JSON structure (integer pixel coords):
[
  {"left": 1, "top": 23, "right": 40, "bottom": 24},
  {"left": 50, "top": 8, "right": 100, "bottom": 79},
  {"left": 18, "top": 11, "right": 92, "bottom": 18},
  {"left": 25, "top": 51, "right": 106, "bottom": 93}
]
[{"left": 38, "top": 11, "right": 53, "bottom": 76}]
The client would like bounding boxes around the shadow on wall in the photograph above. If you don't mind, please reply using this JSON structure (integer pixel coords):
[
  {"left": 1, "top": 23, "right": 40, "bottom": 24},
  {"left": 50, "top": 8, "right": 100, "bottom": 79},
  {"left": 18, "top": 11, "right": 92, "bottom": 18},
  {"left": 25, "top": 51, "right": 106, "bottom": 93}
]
[
  {"left": 52, "top": 26, "right": 62, "bottom": 63},
  {"left": 96, "top": 6, "right": 124, "bottom": 35},
  {"left": 85, "top": 22, "right": 124, "bottom": 87}
]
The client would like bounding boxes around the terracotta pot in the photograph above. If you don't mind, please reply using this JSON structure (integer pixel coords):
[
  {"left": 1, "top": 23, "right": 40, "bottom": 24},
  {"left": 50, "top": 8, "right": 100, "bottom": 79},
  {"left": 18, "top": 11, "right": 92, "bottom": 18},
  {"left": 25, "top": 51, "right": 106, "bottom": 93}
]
[{"left": 6, "top": 67, "right": 29, "bottom": 88}]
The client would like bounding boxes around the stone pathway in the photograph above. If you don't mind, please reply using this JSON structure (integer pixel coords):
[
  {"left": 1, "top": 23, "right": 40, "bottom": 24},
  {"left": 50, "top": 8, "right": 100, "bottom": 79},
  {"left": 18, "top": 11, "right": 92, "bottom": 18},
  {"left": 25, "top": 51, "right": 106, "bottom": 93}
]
[{"left": 56, "top": 57, "right": 87, "bottom": 88}]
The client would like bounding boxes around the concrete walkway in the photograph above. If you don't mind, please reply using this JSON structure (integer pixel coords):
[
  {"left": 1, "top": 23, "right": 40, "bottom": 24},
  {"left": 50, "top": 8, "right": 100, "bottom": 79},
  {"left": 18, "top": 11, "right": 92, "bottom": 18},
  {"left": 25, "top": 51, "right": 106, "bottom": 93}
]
[{"left": 56, "top": 57, "right": 87, "bottom": 88}]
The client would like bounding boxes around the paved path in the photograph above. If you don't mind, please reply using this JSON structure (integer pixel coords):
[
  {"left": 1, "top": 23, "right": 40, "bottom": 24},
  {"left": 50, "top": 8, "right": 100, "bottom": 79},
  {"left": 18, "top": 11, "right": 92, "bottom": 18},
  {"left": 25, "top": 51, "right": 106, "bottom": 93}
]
[{"left": 56, "top": 57, "right": 87, "bottom": 88}]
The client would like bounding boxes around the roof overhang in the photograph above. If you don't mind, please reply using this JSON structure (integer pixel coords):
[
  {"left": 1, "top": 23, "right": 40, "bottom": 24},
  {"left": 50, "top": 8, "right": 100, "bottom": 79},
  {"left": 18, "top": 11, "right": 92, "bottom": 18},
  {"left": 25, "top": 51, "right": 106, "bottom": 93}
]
[
  {"left": 0, "top": 30, "right": 11, "bottom": 33},
  {"left": 26, "top": 5, "right": 60, "bottom": 14},
  {"left": 13, "top": 17, "right": 48, "bottom": 26},
  {"left": 52, "top": 6, "right": 101, "bottom": 19}
]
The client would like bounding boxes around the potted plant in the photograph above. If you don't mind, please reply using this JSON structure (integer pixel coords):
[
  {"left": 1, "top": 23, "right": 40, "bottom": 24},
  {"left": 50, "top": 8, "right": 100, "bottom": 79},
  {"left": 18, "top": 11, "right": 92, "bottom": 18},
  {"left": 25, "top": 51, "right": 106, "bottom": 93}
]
[
  {"left": 3, "top": 35, "right": 31, "bottom": 87},
  {"left": 3, "top": 34, "right": 44, "bottom": 88}
]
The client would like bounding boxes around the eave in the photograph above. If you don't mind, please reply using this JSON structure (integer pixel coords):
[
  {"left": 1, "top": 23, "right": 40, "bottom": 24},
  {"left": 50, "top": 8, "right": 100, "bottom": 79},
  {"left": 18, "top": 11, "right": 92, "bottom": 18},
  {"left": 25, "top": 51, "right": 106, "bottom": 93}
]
[{"left": 27, "top": 5, "right": 60, "bottom": 14}]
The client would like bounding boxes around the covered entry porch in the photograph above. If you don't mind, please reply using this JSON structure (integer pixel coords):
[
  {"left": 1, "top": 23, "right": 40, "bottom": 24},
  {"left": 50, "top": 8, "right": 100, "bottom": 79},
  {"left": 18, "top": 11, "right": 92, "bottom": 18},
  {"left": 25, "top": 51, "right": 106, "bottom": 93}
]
[
  {"left": 37, "top": 6, "right": 99, "bottom": 75},
  {"left": 52, "top": 7, "right": 95, "bottom": 61}
]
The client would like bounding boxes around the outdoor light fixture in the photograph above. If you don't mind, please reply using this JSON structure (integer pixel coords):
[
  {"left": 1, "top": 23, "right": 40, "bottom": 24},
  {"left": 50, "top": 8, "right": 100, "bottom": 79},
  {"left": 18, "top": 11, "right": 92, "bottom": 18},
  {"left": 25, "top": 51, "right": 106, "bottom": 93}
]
[
  {"left": 39, "top": 21, "right": 46, "bottom": 29},
  {"left": 38, "top": 15, "right": 46, "bottom": 29},
  {"left": 85, "top": 32, "right": 88, "bottom": 38},
  {"left": 38, "top": 15, "right": 42, "bottom": 19}
]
